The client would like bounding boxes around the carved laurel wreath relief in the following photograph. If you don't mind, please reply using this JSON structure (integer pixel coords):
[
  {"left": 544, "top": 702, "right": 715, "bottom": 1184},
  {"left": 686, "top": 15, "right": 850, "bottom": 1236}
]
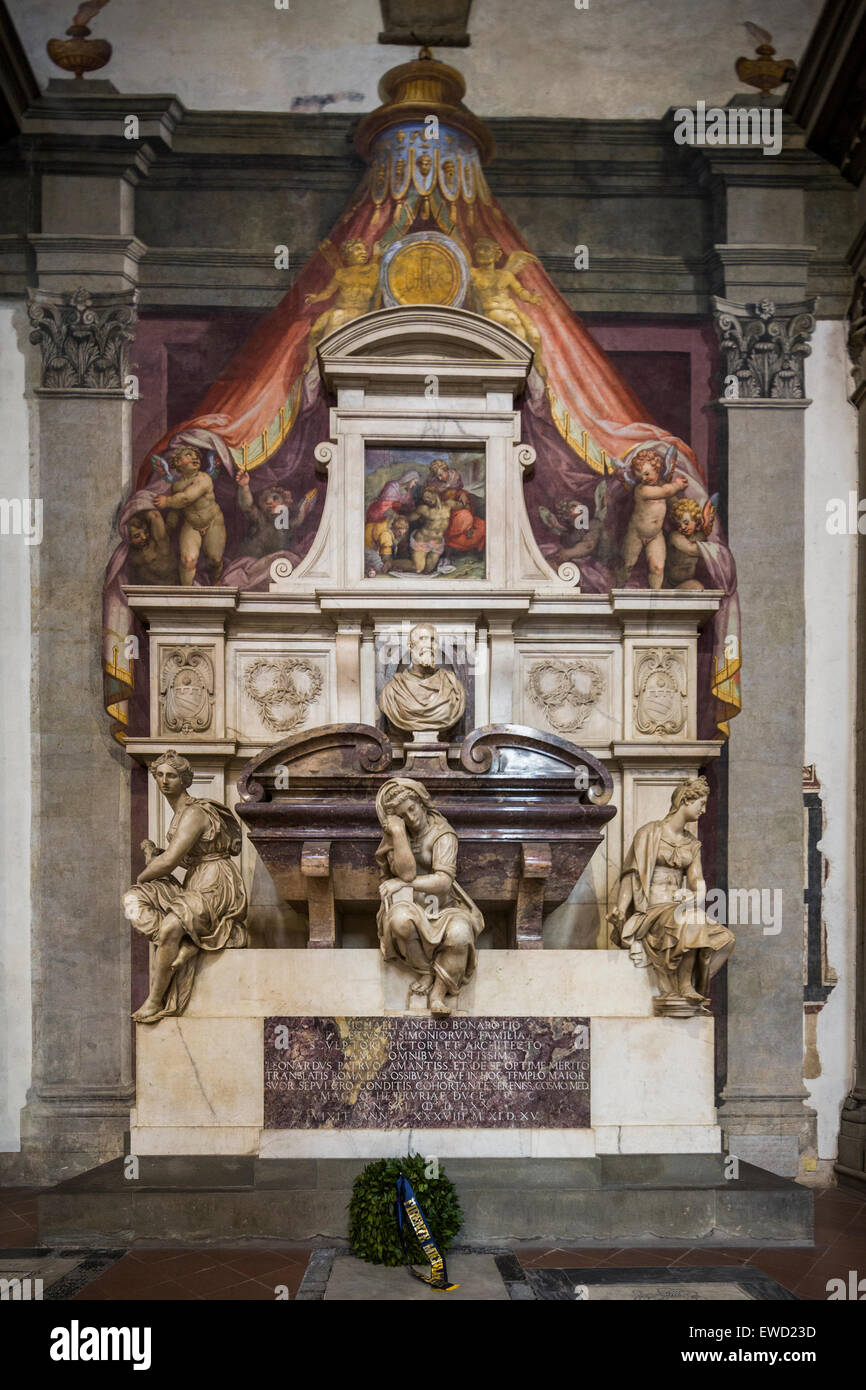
[
  {"left": 633, "top": 647, "right": 687, "bottom": 736},
  {"left": 242, "top": 656, "right": 324, "bottom": 733},
  {"left": 160, "top": 647, "right": 214, "bottom": 735},
  {"left": 527, "top": 658, "right": 605, "bottom": 733}
]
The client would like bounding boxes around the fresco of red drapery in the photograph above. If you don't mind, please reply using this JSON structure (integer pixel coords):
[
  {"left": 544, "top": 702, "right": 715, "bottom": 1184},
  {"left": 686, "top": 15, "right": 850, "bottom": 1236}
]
[{"left": 103, "top": 151, "right": 740, "bottom": 743}]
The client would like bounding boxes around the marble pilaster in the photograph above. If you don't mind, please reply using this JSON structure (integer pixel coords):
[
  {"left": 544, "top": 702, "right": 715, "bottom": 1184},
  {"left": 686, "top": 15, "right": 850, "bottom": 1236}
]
[{"left": 713, "top": 296, "right": 817, "bottom": 1175}]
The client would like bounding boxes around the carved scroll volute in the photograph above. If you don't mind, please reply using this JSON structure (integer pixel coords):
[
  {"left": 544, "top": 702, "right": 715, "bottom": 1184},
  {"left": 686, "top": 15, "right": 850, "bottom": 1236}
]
[
  {"left": 455, "top": 723, "right": 613, "bottom": 804},
  {"left": 235, "top": 723, "right": 394, "bottom": 804}
]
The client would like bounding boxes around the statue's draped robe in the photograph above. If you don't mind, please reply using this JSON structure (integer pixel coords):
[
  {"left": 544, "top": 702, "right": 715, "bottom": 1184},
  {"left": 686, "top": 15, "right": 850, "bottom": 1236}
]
[
  {"left": 620, "top": 820, "right": 734, "bottom": 974},
  {"left": 375, "top": 820, "right": 484, "bottom": 995},
  {"left": 123, "top": 800, "right": 247, "bottom": 1021},
  {"left": 379, "top": 666, "right": 465, "bottom": 731}
]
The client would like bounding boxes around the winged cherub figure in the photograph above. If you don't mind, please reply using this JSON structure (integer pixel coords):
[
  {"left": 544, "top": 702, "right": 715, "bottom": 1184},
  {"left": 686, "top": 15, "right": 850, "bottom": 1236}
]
[
  {"left": 469, "top": 238, "right": 546, "bottom": 376},
  {"left": 304, "top": 238, "right": 383, "bottom": 367},
  {"left": 665, "top": 495, "right": 718, "bottom": 590}
]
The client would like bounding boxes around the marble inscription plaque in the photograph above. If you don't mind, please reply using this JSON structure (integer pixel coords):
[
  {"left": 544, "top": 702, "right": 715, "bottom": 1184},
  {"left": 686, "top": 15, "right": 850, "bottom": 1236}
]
[{"left": 263, "top": 1016, "right": 590, "bottom": 1129}]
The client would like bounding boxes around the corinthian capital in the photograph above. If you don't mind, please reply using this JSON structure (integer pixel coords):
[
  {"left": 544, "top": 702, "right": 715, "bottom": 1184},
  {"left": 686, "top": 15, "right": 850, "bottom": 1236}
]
[
  {"left": 27, "top": 286, "right": 138, "bottom": 391},
  {"left": 712, "top": 296, "right": 817, "bottom": 400}
]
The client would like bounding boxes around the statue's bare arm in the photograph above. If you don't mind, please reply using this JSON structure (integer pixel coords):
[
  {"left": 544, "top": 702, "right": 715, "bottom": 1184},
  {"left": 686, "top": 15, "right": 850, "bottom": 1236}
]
[
  {"left": 136, "top": 807, "right": 208, "bottom": 884},
  {"left": 412, "top": 870, "right": 453, "bottom": 897},
  {"left": 686, "top": 851, "right": 706, "bottom": 901},
  {"left": 383, "top": 815, "right": 417, "bottom": 882},
  {"left": 608, "top": 868, "right": 636, "bottom": 926}
]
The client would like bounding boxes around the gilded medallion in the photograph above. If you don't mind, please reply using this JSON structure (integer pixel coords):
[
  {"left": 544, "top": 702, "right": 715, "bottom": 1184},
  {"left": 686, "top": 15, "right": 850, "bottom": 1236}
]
[{"left": 380, "top": 231, "right": 469, "bottom": 308}]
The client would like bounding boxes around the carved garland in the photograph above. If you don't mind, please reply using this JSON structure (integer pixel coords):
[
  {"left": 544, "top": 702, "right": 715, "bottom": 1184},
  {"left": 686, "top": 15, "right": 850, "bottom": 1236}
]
[
  {"left": 243, "top": 656, "right": 324, "bottom": 733},
  {"left": 527, "top": 658, "right": 605, "bottom": 733}
]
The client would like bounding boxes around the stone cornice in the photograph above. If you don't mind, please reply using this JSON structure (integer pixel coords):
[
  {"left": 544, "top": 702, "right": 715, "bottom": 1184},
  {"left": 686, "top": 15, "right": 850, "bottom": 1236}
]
[
  {"left": 0, "top": 104, "right": 846, "bottom": 189},
  {"left": 0, "top": 0, "right": 39, "bottom": 137},
  {"left": 785, "top": 0, "right": 866, "bottom": 187}
]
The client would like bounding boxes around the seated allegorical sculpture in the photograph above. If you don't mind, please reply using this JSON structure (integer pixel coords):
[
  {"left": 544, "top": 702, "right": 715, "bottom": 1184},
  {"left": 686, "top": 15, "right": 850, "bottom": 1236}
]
[
  {"left": 379, "top": 622, "right": 465, "bottom": 738},
  {"left": 375, "top": 777, "right": 485, "bottom": 1015},
  {"left": 122, "top": 750, "right": 248, "bottom": 1023},
  {"left": 606, "top": 776, "right": 735, "bottom": 1017}
]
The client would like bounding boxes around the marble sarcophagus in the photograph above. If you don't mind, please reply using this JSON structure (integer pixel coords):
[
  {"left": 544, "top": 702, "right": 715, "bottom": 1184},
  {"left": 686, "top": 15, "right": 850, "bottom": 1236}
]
[{"left": 236, "top": 722, "right": 615, "bottom": 949}]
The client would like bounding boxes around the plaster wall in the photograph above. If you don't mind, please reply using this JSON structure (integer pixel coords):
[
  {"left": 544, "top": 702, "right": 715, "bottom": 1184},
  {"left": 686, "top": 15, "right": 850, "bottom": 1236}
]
[{"left": 8, "top": 0, "right": 823, "bottom": 119}]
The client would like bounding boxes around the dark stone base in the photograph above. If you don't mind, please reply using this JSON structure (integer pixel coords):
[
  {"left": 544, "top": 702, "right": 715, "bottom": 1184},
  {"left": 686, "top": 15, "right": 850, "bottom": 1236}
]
[
  {"left": 834, "top": 1162, "right": 866, "bottom": 1195},
  {"left": 836, "top": 1103, "right": 866, "bottom": 1193},
  {"left": 37, "top": 1154, "right": 814, "bottom": 1248}
]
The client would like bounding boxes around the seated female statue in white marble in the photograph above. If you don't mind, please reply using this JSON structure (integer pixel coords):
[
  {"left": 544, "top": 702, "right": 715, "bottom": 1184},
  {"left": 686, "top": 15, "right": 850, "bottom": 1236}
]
[
  {"left": 123, "top": 750, "right": 248, "bottom": 1023},
  {"left": 375, "top": 777, "right": 484, "bottom": 1016},
  {"left": 607, "top": 777, "right": 734, "bottom": 1017}
]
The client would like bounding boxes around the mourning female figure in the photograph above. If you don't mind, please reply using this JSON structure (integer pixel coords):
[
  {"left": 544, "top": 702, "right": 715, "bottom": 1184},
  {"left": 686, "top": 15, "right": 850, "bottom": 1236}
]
[
  {"left": 123, "top": 751, "right": 247, "bottom": 1023},
  {"left": 375, "top": 778, "right": 484, "bottom": 1015},
  {"left": 607, "top": 777, "right": 734, "bottom": 1016}
]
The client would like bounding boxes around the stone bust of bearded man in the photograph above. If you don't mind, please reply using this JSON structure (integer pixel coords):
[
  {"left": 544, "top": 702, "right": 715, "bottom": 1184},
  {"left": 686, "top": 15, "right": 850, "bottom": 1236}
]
[{"left": 379, "top": 622, "right": 466, "bottom": 736}]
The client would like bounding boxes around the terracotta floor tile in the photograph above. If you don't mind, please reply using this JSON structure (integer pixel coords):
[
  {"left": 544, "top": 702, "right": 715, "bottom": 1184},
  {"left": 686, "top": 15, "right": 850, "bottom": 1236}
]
[
  {"left": 175, "top": 1264, "right": 249, "bottom": 1295},
  {"left": 821, "top": 1232, "right": 866, "bottom": 1263},
  {"left": 707, "top": 1246, "right": 773, "bottom": 1260},
  {"left": 130, "top": 1278, "right": 202, "bottom": 1301},
  {"left": 790, "top": 1273, "right": 839, "bottom": 1301},
  {"left": 520, "top": 1249, "right": 608, "bottom": 1268},
  {"left": 269, "top": 1273, "right": 307, "bottom": 1289},
  {"left": 517, "top": 1250, "right": 604, "bottom": 1268},
  {"left": 669, "top": 1250, "right": 750, "bottom": 1267},
  {"left": 73, "top": 1277, "right": 171, "bottom": 1301},
  {"left": 222, "top": 1251, "right": 308, "bottom": 1277},
  {"left": 814, "top": 1194, "right": 864, "bottom": 1233},
  {"left": 789, "top": 1249, "right": 862, "bottom": 1299},
  {"left": 82, "top": 1274, "right": 173, "bottom": 1298},
  {"left": 596, "top": 1248, "right": 686, "bottom": 1266},
  {"left": 202, "top": 1280, "right": 280, "bottom": 1301},
  {"left": 124, "top": 1247, "right": 198, "bottom": 1261},
  {"left": 815, "top": 1187, "right": 864, "bottom": 1208},
  {"left": 745, "top": 1247, "right": 822, "bottom": 1283},
  {"left": 135, "top": 1251, "right": 222, "bottom": 1277}
]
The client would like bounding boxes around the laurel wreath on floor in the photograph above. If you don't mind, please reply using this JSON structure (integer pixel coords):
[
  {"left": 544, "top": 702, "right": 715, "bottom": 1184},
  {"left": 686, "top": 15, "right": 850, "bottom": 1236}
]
[{"left": 348, "top": 1155, "right": 463, "bottom": 1267}]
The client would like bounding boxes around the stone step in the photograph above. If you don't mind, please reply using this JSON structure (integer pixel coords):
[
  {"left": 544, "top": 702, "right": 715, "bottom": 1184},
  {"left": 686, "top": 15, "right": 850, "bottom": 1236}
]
[{"left": 37, "top": 1155, "right": 813, "bottom": 1248}]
